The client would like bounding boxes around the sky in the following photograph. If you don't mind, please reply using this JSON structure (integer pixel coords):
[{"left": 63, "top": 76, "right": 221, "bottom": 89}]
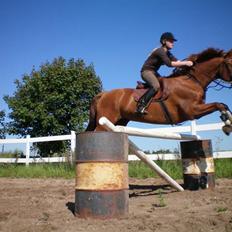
[{"left": 1, "top": 0, "right": 232, "bottom": 152}]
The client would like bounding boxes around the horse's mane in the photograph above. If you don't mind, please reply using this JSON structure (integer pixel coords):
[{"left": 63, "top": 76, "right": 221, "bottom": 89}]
[
  {"left": 188, "top": 48, "right": 224, "bottom": 63},
  {"left": 168, "top": 48, "right": 224, "bottom": 78}
]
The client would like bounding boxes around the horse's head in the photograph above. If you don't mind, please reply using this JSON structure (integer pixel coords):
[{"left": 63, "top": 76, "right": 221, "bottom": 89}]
[
  {"left": 218, "top": 49, "right": 232, "bottom": 83},
  {"left": 169, "top": 48, "right": 232, "bottom": 86}
]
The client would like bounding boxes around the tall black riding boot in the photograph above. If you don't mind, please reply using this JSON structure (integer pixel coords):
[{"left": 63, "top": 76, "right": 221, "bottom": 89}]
[{"left": 136, "top": 88, "right": 157, "bottom": 114}]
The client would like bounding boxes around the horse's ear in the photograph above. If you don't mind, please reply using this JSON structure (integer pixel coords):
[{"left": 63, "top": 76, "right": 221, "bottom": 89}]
[{"left": 224, "top": 49, "right": 232, "bottom": 58}]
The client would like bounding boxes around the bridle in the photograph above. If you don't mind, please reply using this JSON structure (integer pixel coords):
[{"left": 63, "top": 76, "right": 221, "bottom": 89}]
[
  {"left": 187, "top": 57, "right": 232, "bottom": 90},
  {"left": 207, "top": 58, "right": 232, "bottom": 91},
  {"left": 223, "top": 58, "right": 232, "bottom": 82}
]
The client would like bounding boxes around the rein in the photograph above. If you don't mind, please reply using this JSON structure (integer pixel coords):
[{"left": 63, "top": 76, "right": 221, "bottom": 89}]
[{"left": 207, "top": 80, "right": 232, "bottom": 91}]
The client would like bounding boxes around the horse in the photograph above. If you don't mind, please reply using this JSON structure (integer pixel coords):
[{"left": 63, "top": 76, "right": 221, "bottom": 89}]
[{"left": 86, "top": 48, "right": 232, "bottom": 135}]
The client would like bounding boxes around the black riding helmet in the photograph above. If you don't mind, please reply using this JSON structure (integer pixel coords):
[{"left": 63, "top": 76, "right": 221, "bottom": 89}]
[{"left": 160, "top": 32, "right": 177, "bottom": 44}]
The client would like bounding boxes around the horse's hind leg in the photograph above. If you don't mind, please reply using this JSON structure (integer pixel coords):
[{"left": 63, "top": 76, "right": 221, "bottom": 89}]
[
  {"left": 116, "top": 118, "right": 129, "bottom": 126},
  {"left": 95, "top": 114, "right": 124, "bottom": 131},
  {"left": 94, "top": 114, "right": 118, "bottom": 131},
  {"left": 85, "top": 121, "right": 96, "bottom": 131}
]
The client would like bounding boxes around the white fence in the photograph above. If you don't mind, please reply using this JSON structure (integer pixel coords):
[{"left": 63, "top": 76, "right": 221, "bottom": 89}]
[
  {"left": 0, "top": 131, "right": 76, "bottom": 166},
  {"left": 0, "top": 121, "right": 231, "bottom": 165}
]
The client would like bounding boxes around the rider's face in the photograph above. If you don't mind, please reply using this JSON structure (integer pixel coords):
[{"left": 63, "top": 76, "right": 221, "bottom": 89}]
[{"left": 165, "top": 40, "right": 175, "bottom": 50}]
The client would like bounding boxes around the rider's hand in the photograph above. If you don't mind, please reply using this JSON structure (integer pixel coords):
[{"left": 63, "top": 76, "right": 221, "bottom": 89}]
[{"left": 185, "top": 61, "right": 194, "bottom": 67}]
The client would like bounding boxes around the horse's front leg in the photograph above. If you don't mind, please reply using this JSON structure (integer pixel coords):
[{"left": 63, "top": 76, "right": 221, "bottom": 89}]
[
  {"left": 193, "top": 102, "right": 232, "bottom": 135},
  {"left": 219, "top": 104, "right": 232, "bottom": 125},
  {"left": 219, "top": 104, "right": 232, "bottom": 135}
]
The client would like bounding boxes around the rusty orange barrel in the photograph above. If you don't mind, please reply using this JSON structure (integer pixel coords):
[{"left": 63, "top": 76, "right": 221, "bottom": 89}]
[
  {"left": 75, "top": 132, "right": 129, "bottom": 219},
  {"left": 180, "top": 140, "right": 215, "bottom": 190}
]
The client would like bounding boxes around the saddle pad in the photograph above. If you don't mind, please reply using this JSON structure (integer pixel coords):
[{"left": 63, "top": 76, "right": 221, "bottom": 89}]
[{"left": 133, "top": 79, "right": 169, "bottom": 102}]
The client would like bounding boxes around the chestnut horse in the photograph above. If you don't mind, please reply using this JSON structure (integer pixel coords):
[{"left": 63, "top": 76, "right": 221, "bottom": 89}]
[{"left": 86, "top": 48, "right": 232, "bottom": 134}]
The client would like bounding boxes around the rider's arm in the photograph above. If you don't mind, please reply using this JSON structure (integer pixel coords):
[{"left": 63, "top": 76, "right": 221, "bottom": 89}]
[
  {"left": 158, "top": 49, "right": 189, "bottom": 67},
  {"left": 157, "top": 48, "right": 193, "bottom": 68},
  {"left": 171, "top": 60, "right": 193, "bottom": 67}
]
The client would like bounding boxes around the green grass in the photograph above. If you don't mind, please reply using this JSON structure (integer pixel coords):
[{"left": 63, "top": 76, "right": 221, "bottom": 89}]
[
  {"left": 214, "top": 158, "right": 232, "bottom": 178},
  {"left": 0, "top": 158, "right": 231, "bottom": 179},
  {"left": 157, "top": 189, "right": 167, "bottom": 207},
  {"left": 129, "top": 160, "right": 183, "bottom": 179},
  {"left": 0, "top": 150, "right": 22, "bottom": 158},
  {"left": 129, "top": 159, "right": 232, "bottom": 179},
  {"left": 0, "top": 163, "right": 75, "bottom": 178},
  {"left": 215, "top": 207, "right": 228, "bottom": 213}
]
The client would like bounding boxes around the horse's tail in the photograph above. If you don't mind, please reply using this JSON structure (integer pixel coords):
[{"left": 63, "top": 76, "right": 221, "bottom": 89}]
[{"left": 85, "top": 92, "right": 104, "bottom": 131}]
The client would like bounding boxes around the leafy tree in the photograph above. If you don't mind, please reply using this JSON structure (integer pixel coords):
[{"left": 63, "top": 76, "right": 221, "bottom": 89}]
[
  {"left": 0, "top": 110, "right": 6, "bottom": 139},
  {"left": 153, "top": 149, "right": 172, "bottom": 154},
  {"left": 4, "top": 57, "right": 102, "bottom": 156}
]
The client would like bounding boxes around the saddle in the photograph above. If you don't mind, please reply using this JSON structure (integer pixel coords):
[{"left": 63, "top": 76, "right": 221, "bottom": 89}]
[{"left": 133, "top": 78, "right": 170, "bottom": 102}]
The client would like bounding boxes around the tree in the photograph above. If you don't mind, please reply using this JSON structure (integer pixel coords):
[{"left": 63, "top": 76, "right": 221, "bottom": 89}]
[
  {"left": 4, "top": 57, "right": 102, "bottom": 156},
  {"left": 152, "top": 149, "right": 173, "bottom": 154},
  {"left": 0, "top": 110, "right": 6, "bottom": 139}
]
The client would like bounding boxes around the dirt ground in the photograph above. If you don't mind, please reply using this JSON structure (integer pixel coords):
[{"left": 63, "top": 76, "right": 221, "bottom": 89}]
[{"left": 0, "top": 178, "right": 232, "bottom": 232}]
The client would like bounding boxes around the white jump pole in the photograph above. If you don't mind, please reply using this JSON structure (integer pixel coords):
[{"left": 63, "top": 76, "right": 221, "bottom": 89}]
[
  {"left": 99, "top": 117, "right": 199, "bottom": 140},
  {"left": 99, "top": 117, "right": 184, "bottom": 192}
]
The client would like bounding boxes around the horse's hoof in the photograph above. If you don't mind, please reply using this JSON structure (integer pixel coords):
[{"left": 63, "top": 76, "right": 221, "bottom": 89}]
[
  {"left": 222, "top": 125, "right": 232, "bottom": 136},
  {"left": 220, "top": 113, "right": 228, "bottom": 122}
]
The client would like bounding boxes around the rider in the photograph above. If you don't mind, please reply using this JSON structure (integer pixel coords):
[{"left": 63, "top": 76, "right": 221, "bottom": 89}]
[{"left": 137, "top": 32, "right": 193, "bottom": 114}]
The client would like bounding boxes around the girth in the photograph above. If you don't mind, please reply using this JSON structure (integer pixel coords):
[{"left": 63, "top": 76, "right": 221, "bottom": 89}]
[{"left": 133, "top": 79, "right": 174, "bottom": 124}]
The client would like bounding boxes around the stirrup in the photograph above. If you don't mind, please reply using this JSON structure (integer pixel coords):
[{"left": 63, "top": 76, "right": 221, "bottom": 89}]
[{"left": 136, "top": 104, "right": 148, "bottom": 114}]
